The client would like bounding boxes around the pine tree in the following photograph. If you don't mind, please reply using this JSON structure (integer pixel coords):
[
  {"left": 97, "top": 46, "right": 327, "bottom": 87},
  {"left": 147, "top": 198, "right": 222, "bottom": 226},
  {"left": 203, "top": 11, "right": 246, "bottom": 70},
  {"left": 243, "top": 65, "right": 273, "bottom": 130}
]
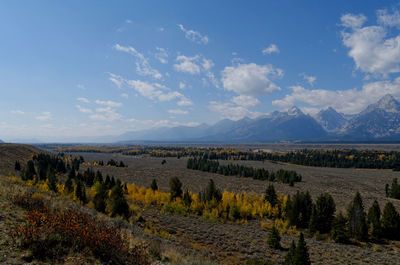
[
  {"left": 381, "top": 202, "right": 400, "bottom": 240},
  {"left": 68, "top": 168, "right": 76, "bottom": 179},
  {"left": 65, "top": 177, "right": 73, "bottom": 193},
  {"left": 93, "top": 182, "right": 107, "bottom": 213},
  {"left": 367, "top": 200, "right": 381, "bottom": 238},
  {"left": 169, "top": 177, "right": 183, "bottom": 200},
  {"left": 294, "top": 233, "right": 311, "bottom": 265},
  {"left": 23, "top": 160, "right": 36, "bottom": 181},
  {"left": 309, "top": 193, "right": 336, "bottom": 234},
  {"left": 183, "top": 190, "right": 192, "bottom": 207},
  {"left": 109, "top": 183, "right": 130, "bottom": 219},
  {"left": 266, "top": 226, "right": 281, "bottom": 249},
  {"left": 14, "top": 161, "right": 21, "bottom": 172},
  {"left": 330, "top": 212, "right": 349, "bottom": 243},
  {"left": 150, "top": 179, "right": 158, "bottom": 191},
  {"left": 75, "top": 180, "right": 86, "bottom": 203},
  {"left": 347, "top": 192, "right": 368, "bottom": 241},
  {"left": 284, "top": 240, "right": 296, "bottom": 265},
  {"left": 264, "top": 184, "right": 278, "bottom": 207},
  {"left": 46, "top": 167, "right": 58, "bottom": 193}
]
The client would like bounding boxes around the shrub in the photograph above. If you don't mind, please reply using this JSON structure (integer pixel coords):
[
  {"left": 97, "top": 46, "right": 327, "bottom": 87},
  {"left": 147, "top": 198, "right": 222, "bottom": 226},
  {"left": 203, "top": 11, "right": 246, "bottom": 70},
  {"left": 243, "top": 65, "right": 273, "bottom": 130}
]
[{"left": 10, "top": 206, "right": 149, "bottom": 264}]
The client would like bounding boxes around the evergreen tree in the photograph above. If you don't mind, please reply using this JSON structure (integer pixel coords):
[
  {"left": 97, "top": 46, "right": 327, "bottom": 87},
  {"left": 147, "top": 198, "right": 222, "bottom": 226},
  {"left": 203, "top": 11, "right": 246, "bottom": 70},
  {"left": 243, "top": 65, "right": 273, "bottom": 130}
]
[
  {"left": 284, "top": 240, "right": 296, "bottom": 265},
  {"left": 105, "top": 175, "right": 111, "bottom": 189},
  {"left": 109, "top": 183, "right": 130, "bottom": 219},
  {"left": 294, "top": 233, "right": 311, "bottom": 265},
  {"left": 46, "top": 167, "right": 58, "bottom": 193},
  {"left": 68, "top": 168, "right": 76, "bottom": 179},
  {"left": 93, "top": 182, "right": 107, "bottom": 213},
  {"left": 309, "top": 193, "right": 336, "bottom": 234},
  {"left": 266, "top": 226, "right": 281, "bottom": 249},
  {"left": 65, "top": 177, "right": 73, "bottom": 193},
  {"left": 14, "top": 161, "right": 21, "bottom": 172},
  {"left": 381, "top": 202, "right": 400, "bottom": 240},
  {"left": 330, "top": 212, "right": 349, "bottom": 243},
  {"left": 75, "top": 180, "right": 86, "bottom": 203},
  {"left": 367, "top": 200, "right": 381, "bottom": 238},
  {"left": 286, "top": 191, "right": 313, "bottom": 228},
  {"left": 347, "top": 192, "right": 368, "bottom": 241},
  {"left": 183, "top": 190, "right": 192, "bottom": 207},
  {"left": 201, "top": 179, "right": 222, "bottom": 202},
  {"left": 169, "top": 177, "right": 183, "bottom": 200},
  {"left": 94, "top": 170, "right": 103, "bottom": 183},
  {"left": 23, "top": 160, "right": 36, "bottom": 181},
  {"left": 264, "top": 184, "right": 278, "bottom": 207},
  {"left": 150, "top": 179, "right": 158, "bottom": 191}
]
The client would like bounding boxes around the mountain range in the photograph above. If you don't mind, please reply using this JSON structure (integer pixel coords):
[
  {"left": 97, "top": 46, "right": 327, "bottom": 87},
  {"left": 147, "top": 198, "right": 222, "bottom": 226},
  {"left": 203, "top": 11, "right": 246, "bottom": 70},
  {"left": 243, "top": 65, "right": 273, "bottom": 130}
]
[{"left": 116, "top": 94, "right": 400, "bottom": 143}]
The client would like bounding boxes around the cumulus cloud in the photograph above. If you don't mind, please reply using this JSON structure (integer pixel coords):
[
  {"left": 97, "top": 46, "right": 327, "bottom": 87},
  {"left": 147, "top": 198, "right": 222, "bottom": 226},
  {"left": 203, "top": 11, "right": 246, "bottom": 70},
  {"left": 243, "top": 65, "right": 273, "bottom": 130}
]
[
  {"left": 231, "top": 95, "right": 260, "bottom": 108},
  {"left": 174, "top": 55, "right": 219, "bottom": 87},
  {"left": 114, "top": 44, "right": 162, "bottom": 79},
  {"left": 174, "top": 55, "right": 201, "bottom": 74},
  {"left": 177, "top": 24, "right": 209, "bottom": 44},
  {"left": 36, "top": 112, "right": 52, "bottom": 121},
  {"left": 168, "top": 109, "right": 189, "bottom": 115},
  {"left": 341, "top": 11, "right": 400, "bottom": 75},
  {"left": 95, "top": 100, "right": 123, "bottom": 107},
  {"left": 209, "top": 101, "right": 264, "bottom": 121},
  {"left": 221, "top": 63, "right": 282, "bottom": 96},
  {"left": 121, "top": 93, "right": 129, "bottom": 98},
  {"left": 301, "top": 73, "right": 317, "bottom": 86},
  {"left": 155, "top": 47, "right": 168, "bottom": 64},
  {"left": 179, "top": 82, "right": 186, "bottom": 89},
  {"left": 76, "top": 105, "right": 93, "bottom": 114},
  {"left": 377, "top": 8, "right": 400, "bottom": 28},
  {"left": 262, "top": 44, "right": 280, "bottom": 55},
  {"left": 273, "top": 77, "right": 400, "bottom": 114}
]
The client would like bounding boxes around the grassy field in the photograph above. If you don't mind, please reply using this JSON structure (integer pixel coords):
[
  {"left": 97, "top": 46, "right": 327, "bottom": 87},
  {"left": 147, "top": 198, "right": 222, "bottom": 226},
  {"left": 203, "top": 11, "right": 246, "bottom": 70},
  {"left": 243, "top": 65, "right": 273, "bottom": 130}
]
[{"left": 3, "top": 143, "right": 400, "bottom": 264}]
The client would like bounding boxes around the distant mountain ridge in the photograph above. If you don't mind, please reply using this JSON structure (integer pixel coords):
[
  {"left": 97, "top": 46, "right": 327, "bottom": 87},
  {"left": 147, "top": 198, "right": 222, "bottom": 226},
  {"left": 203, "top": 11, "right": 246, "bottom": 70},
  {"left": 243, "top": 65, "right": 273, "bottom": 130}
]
[{"left": 116, "top": 94, "right": 400, "bottom": 143}]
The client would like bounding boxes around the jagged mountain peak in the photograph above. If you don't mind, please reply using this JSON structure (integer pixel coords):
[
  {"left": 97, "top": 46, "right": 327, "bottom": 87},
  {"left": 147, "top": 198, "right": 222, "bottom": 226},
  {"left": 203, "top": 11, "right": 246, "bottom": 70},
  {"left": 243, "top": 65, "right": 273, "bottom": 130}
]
[
  {"left": 288, "top": 106, "right": 304, "bottom": 116},
  {"left": 363, "top": 94, "right": 400, "bottom": 114},
  {"left": 316, "top": 106, "right": 347, "bottom": 132}
]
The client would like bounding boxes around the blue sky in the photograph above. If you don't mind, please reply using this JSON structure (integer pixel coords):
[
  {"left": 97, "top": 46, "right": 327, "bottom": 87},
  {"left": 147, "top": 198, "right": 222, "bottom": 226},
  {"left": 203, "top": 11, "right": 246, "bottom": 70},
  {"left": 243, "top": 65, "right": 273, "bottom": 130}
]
[{"left": 1, "top": 0, "right": 400, "bottom": 141}]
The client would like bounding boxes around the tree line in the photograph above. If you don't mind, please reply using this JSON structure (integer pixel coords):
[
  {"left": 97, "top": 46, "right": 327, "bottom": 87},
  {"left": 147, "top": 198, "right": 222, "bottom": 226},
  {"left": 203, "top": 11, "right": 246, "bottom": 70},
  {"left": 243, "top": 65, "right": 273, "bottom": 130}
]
[{"left": 187, "top": 158, "right": 302, "bottom": 185}]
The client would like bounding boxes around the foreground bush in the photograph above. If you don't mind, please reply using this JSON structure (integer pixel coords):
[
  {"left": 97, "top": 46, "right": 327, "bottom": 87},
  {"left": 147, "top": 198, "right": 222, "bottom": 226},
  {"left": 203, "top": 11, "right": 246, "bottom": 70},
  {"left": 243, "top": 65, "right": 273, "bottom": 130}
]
[{"left": 10, "top": 205, "right": 149, "bottom": 264}]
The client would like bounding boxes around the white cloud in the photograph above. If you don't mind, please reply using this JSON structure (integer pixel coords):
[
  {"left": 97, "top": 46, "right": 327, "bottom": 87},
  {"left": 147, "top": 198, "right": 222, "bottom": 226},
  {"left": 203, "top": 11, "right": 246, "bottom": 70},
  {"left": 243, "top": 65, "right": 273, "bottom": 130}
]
[
  {"left": 155, "top": 47, "right": 168, "bottom": 64},
  {"left": 36, "top": 112, "right": 52, "bottom": 121},
  {"left": 10, "top": 110, "right": 24, "bottom": 114},
  {"left": 114, "top": 44, "right": 162, "bottom": 79},
  {"left": 177, "top": 97, "right": 193, "bottom": 106},
  {"left": 209, "top": 101, "right": 264, "bottom": 121},
  {"left": 158, "top": 27, "right": 165, "bottom": 32},
  {"left": 95, "top": 100, "right": 123, "bottom": 107},
  {"left": 202, "top": 58, "right": 214, "bottom": 71},
  {"left": 125, "top": 19, "right": 132, "bottom": 24},
  {"left": 273, "top": 77, "right": 400, "bottom": 114},
  {"left": 301, "top": 73, "right": 317, "bottom": 86},
  {"left": 177, "top": 24, "right": 209, "bottom": 44},
  {"left": 262, "top": 44, "right": 280, "bottom": 55},
  {"left": 76, "top": 105, "right": 93, "bottom": 114},
  {"left": 168, "top": 109, "right": 189, "bottom": 115},
  {"left": 121, "top": 93, "right": 129, "bottom": 98},
  {"left": 107, "top": 73, "right": 193, "bottom": 106},
  {"left": 232, "top": 95, "right": 260, "bottom": 107},
  {"left": 109, "top": 73, "right": 124, "bottom": 88},
  {"left": 77, "top": 97, "right": 90, "bottom": 103},
  {"left": 179, "top": 82, "right": 186, "bottom": 89},
  {"left": 174, "top": 55, "right": 201, "bottom": 74},
  {"left": 221, "top": 63, "right": 282, "bottom": 96},
  {"left": 377, "top": 8, "right": 400, "bottom": 28},
  {"left": 341, "top": 13, "right": 367, "bottom": 29},
  {"left": 90, "top": 107, "right": 122, "bottom": 121},
  {"left": 341, "top": 12, "right": 400, "bottom": 75}
]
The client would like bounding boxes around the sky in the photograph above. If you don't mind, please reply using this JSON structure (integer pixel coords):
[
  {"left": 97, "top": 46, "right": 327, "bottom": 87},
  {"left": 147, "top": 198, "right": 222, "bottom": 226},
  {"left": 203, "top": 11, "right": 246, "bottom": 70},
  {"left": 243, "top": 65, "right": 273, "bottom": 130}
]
[{"left": 1, "top": 0, "right": 400, "bottom": 141}]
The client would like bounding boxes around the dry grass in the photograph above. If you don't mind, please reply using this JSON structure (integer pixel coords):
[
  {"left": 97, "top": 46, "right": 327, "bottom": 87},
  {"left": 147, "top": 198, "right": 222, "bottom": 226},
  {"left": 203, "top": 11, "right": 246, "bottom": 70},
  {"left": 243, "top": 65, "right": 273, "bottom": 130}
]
[{"left": 0, "top": 143, "right": 44, "bottom": 175}]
